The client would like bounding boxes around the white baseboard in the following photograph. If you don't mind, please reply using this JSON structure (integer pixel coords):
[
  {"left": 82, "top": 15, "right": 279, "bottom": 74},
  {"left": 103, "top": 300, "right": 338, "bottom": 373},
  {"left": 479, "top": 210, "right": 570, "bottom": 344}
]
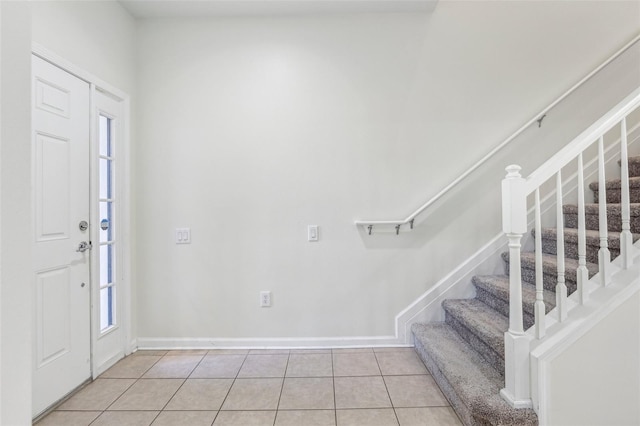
[{"left": 137, "top": 335, "right": 410, "bottom": 350}]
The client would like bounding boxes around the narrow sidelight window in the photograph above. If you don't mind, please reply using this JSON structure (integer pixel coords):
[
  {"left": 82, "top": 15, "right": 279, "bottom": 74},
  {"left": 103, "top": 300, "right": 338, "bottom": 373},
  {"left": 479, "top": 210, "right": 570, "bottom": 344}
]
[{"left": 99, "top": 114, "right": 116, "bottom": 332}]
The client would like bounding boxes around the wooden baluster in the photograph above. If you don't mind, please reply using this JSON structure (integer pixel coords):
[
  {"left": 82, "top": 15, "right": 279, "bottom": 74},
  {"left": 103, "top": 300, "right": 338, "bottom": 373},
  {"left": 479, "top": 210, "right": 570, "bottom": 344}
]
[
  {"left": 576, "top": 153, "right": 588, "bottom": 304},
  {"left": 534, "top": 188, "right": 545, "bottom": 338},
  {"left": 598, "top": 136, "right": 612, "bottom": 286},
  {"left": 556, "top": 171, "right": 568, "bottom": 321},
  {"left": 620, "top": 118, "right": 632, "bottom": 269}
]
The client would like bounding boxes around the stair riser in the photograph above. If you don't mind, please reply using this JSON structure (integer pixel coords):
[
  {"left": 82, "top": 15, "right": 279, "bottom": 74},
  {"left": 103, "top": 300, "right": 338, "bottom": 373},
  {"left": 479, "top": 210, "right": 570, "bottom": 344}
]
[
  {"left": 628, "top": 163, "right": 640, "bottom": 178},
  {"left": 474, "top": 286, "right": 535, "bottom": 330},
  {"left": 541, "top": 237, "right": 620, "bottom": 265},
  {"left": 564, "top": 212, "right": 640, "bottom": 234},
  {"left": 504, "top": 260, "right": 579, "bottom": 294},
  {"left": 444, "top": 312, "right": 505, "bottom": 374},
  {"left": 592, "top": 188, "right": 640, "bottom": 204}
]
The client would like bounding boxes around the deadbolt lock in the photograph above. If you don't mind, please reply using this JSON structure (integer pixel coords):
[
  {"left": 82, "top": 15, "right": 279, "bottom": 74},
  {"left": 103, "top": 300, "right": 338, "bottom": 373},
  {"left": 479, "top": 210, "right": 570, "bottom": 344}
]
[{"left": 79, "top": 220, "right": 88, "bottom": 231}]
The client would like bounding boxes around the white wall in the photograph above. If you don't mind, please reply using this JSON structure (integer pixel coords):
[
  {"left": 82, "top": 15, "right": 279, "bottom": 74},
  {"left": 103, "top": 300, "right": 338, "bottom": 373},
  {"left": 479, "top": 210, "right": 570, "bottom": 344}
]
[
  {"left": 31, "top": 1, "right": 136, "bottom": 95},
  {"left": 546, "top": 290, "right": 640, "bottom": 426},
  {"left": 1, "top": 2, "right": 33, "bottom": 424},
  {"left": 135, "top": 1, "right": 640, "bottom": 345}
]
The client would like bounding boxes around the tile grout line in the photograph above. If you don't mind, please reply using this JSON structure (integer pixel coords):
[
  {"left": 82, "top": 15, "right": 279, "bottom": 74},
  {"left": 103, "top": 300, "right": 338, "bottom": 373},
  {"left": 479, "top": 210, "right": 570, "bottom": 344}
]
[
  {"left": 88, "top": 354, "right": 165, "bottom": 425},
  {"left": 211, "top": 351, "right": 250, "bottom": 425},
  {"left": 148, "top": 352, "right": 210, "bottom": 424},
  {"left": 272, "top": 352, "right": 291, "bottom": 426},
  {"left": 373, "top": 350, "right": 401, "bottom": 426},
  {"left": 331, "top": 349, "right": 338, "bottom": 426},
  {"left": 202, "top": 350, "right": 250, "bottom": 426}
]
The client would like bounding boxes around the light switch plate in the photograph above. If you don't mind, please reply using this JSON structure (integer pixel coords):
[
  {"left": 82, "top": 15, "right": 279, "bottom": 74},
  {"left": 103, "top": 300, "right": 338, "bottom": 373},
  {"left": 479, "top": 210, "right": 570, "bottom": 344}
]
[
  {"left": 176, "top": 228, "right": 191, "bottom": 244},
  {"left": 308, "top": 225, "right": 319, "bottom": 242}
]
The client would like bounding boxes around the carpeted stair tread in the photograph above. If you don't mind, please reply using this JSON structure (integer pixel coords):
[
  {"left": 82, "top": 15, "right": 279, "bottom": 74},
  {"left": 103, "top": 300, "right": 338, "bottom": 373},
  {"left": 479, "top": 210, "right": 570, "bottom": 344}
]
[
  {"left": 412, "top": 323, "right": 538, "bottom": 426},
  {"left": 501, "top": 250, "right": 599, "bottom": 277},
  {"left": 563, "top": 203, "right": 640, "bottom": 233},
  {"left": 588, "top": 176, "right": 640, "bottom": 191},
  {"left": 472, "top": 275, "right": 555, "bottom": 319},
  {"left": 563, "top": 203, "right": 640, "bottom": 216},
  {"left": 442, "top": 299, "right": 507, "bottom": 367},
  {"left": 588, "top": 178, "right": 640, "bottom": 203},
  {"left": 537, "top": 227, "right": 639, "bottom": 249},
  {"left": 622, "top": 156, "right": 640, "bottom": 177},
  {"left": 501, "top": 251, "right": 599, "bottom": 293},
  {"left": 536, "top": 227, "right": 640, "bottom": 264}
]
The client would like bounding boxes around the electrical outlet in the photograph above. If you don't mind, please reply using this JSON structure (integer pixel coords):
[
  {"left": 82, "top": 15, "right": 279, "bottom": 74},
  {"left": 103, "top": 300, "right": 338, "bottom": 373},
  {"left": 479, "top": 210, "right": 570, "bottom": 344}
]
[{"left": 260, "top": 291, "right": 272, "bottom": 307}]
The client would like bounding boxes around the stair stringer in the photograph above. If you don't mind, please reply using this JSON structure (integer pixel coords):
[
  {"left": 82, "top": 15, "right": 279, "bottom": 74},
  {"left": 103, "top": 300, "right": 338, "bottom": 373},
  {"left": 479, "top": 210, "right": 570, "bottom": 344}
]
[
  {"left": 529, "top": 242, "right": 640, "bottom": 424},
  {"left": 396, "top": 124, "right": 640, "bottom": 345}
]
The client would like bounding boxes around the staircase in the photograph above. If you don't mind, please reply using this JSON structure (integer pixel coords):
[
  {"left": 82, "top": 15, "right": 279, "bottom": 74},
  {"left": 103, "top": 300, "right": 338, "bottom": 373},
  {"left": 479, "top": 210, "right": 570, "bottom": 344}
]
[{"left": 411, "top": 156, "right": 640, "bottom": 425}]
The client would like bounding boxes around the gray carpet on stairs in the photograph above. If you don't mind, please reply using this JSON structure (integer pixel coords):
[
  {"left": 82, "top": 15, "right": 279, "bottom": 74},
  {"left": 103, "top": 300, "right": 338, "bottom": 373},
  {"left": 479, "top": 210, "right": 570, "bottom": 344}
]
[
  {"left": 443, "top": 299, "right": 507, "bottom": 373},
  {"left": 589, "top": 176, "right": 640, "bottom": 203},
  {"left": 563, "top": 203, "right": 640, "bottom": 233},
  {"left": 501, "top": 251, "right": 598, "bottom": 294},
  {"left": 411, "top": 155, "right": 640, "bottom": 425},
  {"left": 625, "top": 156, "right": 640, "bottom": 177},
  {"left": 413, "top": 323, "right": 538, "bottom": 426},
  {"left": 536, "top": 227, "right": 640, "bottom": 264},
  {"left": 472, "top": 275, "right": 555, "bottom": 330}
]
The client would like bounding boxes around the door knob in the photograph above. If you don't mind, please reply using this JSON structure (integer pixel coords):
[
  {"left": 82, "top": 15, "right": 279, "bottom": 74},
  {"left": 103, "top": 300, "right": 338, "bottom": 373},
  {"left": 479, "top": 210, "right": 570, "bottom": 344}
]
[{"left": 76, "top": 241, "right": 93, "bottom": 253}]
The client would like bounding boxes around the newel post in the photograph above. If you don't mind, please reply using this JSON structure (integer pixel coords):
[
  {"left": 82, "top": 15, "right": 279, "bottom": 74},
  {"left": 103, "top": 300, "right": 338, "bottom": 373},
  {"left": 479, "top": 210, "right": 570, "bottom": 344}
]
[{"left": 500, "top": 165, "right": 533, "bottom": 408}]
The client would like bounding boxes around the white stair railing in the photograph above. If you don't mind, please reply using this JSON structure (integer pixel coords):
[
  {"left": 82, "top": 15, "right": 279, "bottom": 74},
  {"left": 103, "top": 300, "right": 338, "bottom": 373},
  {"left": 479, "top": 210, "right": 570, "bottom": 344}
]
[
  {"left": 620, "top": 117, "right": 633, "bottom": 269},
  {"left": 576, "top": 153, "right": 588, "bottom": 304},
  {"left": 501, "top": 86, "right": 640, "bottom": 408}
]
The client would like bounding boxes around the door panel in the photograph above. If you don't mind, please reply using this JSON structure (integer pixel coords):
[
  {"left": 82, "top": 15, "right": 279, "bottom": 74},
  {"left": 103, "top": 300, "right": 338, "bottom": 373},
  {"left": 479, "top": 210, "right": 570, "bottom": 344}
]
[
  {"left": 32, "top": 55, "right": 91, "bottom": 416},
  {"left": 35, "top": 133, "right": 70, "bottom": 241},
  {"left": 35, "top": 267, "right": 71, "bottom": 366}
]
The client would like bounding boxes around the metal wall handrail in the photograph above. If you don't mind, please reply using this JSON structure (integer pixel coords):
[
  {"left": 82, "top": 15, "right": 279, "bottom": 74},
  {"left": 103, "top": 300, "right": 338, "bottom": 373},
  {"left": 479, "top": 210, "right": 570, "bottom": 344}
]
[{"left": 355, "top": 33, "right": 640, "bottom": 235}]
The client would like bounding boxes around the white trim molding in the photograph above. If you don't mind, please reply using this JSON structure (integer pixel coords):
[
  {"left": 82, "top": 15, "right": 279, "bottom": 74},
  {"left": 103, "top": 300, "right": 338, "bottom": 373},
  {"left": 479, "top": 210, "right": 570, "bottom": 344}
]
[
  {"left": 395, "top": 233, "right": 507, "bottom": 344},
  {"left": 137, "top": 336, "right": 410, "bottom": 350}
]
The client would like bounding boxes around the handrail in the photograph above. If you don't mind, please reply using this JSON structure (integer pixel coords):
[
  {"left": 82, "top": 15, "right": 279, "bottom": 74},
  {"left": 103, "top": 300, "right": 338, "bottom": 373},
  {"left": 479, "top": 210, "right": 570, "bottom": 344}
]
[
  {"left": 355, "top": 32, "right": 640, "bottom": 234},
  {"left": 524, "top": 87, "right": 640, "bottom": 193}
]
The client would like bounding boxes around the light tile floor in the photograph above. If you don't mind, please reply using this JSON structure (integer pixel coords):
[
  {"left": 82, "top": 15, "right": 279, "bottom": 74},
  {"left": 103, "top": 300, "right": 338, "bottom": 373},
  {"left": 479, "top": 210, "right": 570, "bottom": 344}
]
[{"left": 35, "top": 348, "right": 462, "bottom": 426}]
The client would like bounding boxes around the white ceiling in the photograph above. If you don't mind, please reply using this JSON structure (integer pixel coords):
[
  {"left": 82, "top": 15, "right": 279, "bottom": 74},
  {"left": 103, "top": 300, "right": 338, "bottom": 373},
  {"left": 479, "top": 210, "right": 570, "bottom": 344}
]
[{"left": 118, "top": 0, "right": 439, "bottom": 18}]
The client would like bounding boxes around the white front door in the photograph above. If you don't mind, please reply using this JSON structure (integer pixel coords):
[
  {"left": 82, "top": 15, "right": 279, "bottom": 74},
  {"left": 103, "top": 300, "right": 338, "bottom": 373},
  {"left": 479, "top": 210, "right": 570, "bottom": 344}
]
[{"left": 32, "top": 55, "right": 92, "bottom": 416}]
